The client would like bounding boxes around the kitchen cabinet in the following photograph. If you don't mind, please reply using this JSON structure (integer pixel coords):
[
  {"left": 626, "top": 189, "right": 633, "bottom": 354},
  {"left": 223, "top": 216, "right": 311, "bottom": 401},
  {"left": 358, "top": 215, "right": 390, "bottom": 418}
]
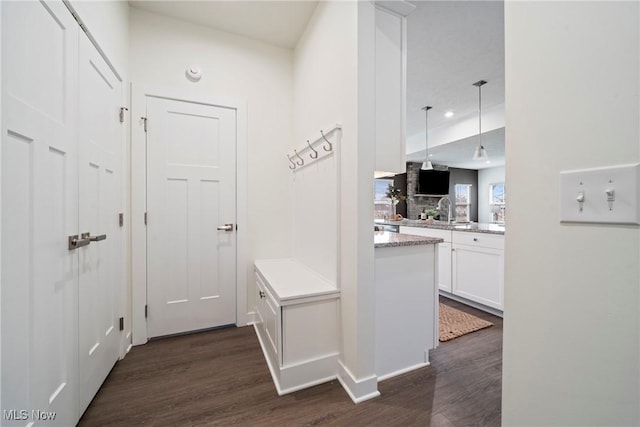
[
  {"left": 400, "top": 226, "right": 452, "bottom": 292},
  {"left": 452, "top": 232, "right": 504, "bottom": 310},
  {"left": 374, "top": 4, "right": 411, "bottom": 174},
  {"left": 254, "top": 259, "right": 340, "bottom": 395},
  {"left": 375, "top": 233, "right": 440, "bottom": 380}
]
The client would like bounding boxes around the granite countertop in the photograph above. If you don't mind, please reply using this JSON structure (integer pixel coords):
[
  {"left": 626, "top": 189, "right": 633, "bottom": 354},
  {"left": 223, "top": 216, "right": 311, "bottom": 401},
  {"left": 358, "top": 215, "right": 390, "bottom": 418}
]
[
  {"left": 374, "top": 231, "right": 444, "bottom": 248},
  {"left": 375, "top": 219, "right": 505, "bottom": 235}
]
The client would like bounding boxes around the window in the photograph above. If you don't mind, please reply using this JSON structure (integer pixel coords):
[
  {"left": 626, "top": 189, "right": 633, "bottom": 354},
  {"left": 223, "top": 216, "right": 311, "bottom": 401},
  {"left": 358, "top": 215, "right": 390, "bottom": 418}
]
[
  {"left": 489, "top": 182, "right": 506, "bottom": 223},
  {"left": 454, "top": 184, "right": 472, "bottom": 222},
  {"left": 374, "top": 179, "right": 394, "bottom": 219}
]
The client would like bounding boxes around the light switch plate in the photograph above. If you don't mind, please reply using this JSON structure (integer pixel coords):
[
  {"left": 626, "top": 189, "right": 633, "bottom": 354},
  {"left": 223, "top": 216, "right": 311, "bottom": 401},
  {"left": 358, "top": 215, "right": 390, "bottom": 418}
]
[{"left": 560, "top": 163, "right": 640, "bottom": 224}]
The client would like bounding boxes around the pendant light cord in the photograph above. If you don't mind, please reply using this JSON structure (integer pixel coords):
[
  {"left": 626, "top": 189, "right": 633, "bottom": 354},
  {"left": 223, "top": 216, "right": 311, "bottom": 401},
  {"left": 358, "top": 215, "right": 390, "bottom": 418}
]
[
  {"left": 422, "top": 105, "right": 432, "bottom": 158},
  {"left": 472, "top": 80, "right": 487, "bottom": 158},
  {"left": 478, "top": 83, "right": 482, "bottom": 148}
]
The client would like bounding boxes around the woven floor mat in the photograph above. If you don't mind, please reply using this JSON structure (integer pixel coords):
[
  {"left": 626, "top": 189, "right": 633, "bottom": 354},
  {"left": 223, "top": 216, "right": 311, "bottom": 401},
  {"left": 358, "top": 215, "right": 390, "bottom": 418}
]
[{"left": 439, "top": 303, "right": 493, "bottom": 342}]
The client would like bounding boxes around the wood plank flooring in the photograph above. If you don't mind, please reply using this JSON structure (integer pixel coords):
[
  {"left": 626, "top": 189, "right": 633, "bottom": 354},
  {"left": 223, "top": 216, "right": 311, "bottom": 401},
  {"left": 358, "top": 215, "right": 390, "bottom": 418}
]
[{"left": 79, "top": 297, "right": 502, "bottom": 426}]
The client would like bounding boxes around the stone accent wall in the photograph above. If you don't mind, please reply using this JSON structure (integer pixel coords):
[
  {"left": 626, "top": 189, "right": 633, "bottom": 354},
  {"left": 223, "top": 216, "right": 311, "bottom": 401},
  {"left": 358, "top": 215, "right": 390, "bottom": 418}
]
[{"left": 406, "top": 162, "right": 450, "bottom": 220}]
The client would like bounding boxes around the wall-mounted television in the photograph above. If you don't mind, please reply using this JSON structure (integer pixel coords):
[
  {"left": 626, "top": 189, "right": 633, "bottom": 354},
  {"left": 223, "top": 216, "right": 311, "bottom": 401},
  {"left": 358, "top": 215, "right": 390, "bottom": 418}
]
[{"left": 417, "top": 170, "right": 450, "bottom": 196}]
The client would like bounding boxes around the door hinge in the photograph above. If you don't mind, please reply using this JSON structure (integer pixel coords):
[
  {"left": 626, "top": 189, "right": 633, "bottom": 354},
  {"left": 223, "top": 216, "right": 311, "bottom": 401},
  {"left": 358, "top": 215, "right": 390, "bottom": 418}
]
[
  {"left": 144, "top": 212, "right": 147, "bottom": 225},
  {"left": 119, "top": 107, "right": 129, "bottom": 123},
  {"left": 236, "top": 224, "right": 238, "bottom": 231},
  {"left": 145, "top": 305, "right": 148, "bottom": 318},
  {"left": 119, "top": 317, "right": 124, "bottom": 331},
  {"left": 141, "top": 116, "right": 147, "bottom": 132},
  {"left": 119, "top": 213, "right": 124, "bottom": 227}
]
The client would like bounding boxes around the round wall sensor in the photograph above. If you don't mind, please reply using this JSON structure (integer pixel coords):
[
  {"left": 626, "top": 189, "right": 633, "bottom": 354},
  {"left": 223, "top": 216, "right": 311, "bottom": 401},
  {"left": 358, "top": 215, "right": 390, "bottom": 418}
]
[{"left": 186, "top": 65, "right": 202, "bottom": 82}]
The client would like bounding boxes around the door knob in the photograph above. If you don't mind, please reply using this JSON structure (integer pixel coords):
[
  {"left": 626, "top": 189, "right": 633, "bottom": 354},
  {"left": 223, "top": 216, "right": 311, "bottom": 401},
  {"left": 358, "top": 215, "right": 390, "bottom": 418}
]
[
  {"left": 217, "top": 223, "right": 234, "bottom": 232},
  {"left": 68, "top": 234, "right": 90, "bottom": 250},
  {"left": 81, "top": 232, "right": 107, "bottom": 242}
]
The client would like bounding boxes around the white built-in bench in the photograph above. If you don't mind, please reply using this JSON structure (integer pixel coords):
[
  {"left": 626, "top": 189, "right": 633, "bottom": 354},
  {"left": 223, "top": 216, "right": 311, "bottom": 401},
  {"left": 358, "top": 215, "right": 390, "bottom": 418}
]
[{"left": 253, "top": 258, "right": 340, "bottom": 395}]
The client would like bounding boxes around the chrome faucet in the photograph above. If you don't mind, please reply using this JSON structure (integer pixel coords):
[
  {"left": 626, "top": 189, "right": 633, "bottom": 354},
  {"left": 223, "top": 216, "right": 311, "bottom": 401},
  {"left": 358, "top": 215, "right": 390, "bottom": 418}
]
[{"left": 437, "top": 195, "right": 452, "bottom": 224}]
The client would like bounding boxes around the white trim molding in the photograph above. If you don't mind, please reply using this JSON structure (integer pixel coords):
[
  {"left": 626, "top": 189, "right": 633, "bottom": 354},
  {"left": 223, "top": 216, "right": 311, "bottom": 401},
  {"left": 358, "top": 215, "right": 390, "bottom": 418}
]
[
  {"left": 337, "top": 360, "right": 380, "bottom": 404},
  {"left": 130, "top": 84, "right": 249, "bottom": 345}
]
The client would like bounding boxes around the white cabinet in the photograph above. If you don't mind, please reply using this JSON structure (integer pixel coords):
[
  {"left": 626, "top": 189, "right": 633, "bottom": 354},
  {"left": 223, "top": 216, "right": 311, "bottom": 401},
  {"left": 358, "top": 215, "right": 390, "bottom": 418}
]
[
  {"left": 400, "top": 226, "right": 452, "bottom": 292},
  {"left": 255, "top": 275, "right": 279, "bottom": 359},
  {"left": 400, "top": 226, "right": 505, "bottom": 313},
  {"left": 374, "top": 4, "right": 409, "bottom": 174},
  {"left": 254, "top": 259, "right": 340, "bottom": 395},
  {"left": 452, "top": 232, "right": 505, "bottom": 310},
  {"left": 438, "top": 242, "right": 453, "bottom": 292},
  {"left": 375, "top": 243, "right": 439, "bottom": 380}
]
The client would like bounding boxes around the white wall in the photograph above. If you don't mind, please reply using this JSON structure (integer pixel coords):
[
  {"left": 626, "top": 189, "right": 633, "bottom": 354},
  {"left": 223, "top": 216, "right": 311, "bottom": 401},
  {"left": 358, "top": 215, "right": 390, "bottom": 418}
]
[
  {"left": 503, "top": 2, "right": 639, "bottom": 426},
  {"left": 293, "top": 1, "right": 377, "bottom": 400},
  {"left": 129, "top": 7, "right": 294, "bottom": 319},
  {"left": 477, "top": 166, "right": 504, "bottom": 223},
  {"left": 69, "top": 1, "right": 129, "bottom": 79}
]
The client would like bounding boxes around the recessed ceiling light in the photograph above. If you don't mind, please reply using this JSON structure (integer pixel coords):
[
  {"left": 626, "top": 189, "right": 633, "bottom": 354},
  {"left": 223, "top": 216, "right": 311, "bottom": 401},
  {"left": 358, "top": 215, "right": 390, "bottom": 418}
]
[
  {"left": 486, "top": 160, "right": 491, "bottom": 164},
  {"left": 429, "top": 153, "right": 434, "bottom": 157},
  {"left": 445, "top": 111, "right": 454, "bottom": 118}
]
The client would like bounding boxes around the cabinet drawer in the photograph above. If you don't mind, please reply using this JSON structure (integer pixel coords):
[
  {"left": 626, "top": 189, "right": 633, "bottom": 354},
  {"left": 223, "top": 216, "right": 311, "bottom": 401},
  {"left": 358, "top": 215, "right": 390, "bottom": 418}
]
[
  {"left": 452, "top": 231, "right": 504, "bottom": 250},
  {"left": 255, "top": 272, "right": 280, "bottom": 362},
  {"left": 400, "top": 226, "right": 452, "bottom": 242}
]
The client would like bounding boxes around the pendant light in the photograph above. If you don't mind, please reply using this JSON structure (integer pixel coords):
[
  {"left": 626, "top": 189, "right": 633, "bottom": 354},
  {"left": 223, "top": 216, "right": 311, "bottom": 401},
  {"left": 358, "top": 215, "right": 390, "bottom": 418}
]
[
  {"left": 421, "top": 105, "right": 433, "bottom": 170},
  {"left": 472, "top": 80, "right": 489, "bottom": 161}
]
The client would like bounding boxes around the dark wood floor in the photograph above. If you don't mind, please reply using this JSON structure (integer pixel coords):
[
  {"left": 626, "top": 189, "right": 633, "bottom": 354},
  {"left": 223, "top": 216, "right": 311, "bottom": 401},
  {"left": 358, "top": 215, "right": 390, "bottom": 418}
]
[{"left": 79, "top": 297, "right": 502, "bottom": 426}]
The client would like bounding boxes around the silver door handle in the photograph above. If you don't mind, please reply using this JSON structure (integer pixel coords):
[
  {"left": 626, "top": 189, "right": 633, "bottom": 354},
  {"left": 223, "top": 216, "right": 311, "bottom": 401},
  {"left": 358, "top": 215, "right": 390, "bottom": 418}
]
[
  {"left": 81, "top": 232, "right": 107, "bottom": 242},
  {"left": 217, "top": 224, "right": 234, "bottom": 232},
  {"left": 68, "top": 234, "right": 91, "bottom": 250}
]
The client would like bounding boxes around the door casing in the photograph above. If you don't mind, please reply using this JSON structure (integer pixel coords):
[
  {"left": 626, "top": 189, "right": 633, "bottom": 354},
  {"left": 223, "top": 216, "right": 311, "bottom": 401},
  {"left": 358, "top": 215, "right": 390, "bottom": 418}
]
[{"left": 130, "top": 85, "right": 248, "bottom": 345}]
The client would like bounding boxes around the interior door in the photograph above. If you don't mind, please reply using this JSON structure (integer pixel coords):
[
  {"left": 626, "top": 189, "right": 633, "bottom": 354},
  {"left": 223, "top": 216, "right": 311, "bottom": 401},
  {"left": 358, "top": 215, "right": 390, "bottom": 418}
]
[
  {"left": 1, "top": 1, "right": 80, "bottom": 425},
  {"left": 146, "top": 96, "right": 237, "bottom": 338},
  {"left": 77, "top": 32, "right": 123, "bottom": 414}
]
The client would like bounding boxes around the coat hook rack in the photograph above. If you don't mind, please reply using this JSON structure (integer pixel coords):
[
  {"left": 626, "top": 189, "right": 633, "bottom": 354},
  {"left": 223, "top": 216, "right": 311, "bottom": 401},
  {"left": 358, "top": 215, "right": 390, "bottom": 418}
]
[
  {"left": 306, "top": 140, "right": 318, "bottom": 159},
  {"left": 287, "top": 154, "right": 296, "bottom": 170},
  {"left": 320, "top": 130, "right": 333, "bottom": 152},
  {"left": 286, "top": 124, "right": 341, "bottom": 172}
]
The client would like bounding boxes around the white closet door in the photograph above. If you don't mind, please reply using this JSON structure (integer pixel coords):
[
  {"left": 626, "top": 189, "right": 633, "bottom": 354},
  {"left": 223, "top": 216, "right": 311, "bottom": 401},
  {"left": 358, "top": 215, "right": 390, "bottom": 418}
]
[
  {"left": 77, "top": 33, "right": 123, "bottom": 414},
  {"left": 146, "top": 96, "right": 237, "bottom": 338},
  {"left": 1, "top": 1, "right": 79, "bottom": 425}
]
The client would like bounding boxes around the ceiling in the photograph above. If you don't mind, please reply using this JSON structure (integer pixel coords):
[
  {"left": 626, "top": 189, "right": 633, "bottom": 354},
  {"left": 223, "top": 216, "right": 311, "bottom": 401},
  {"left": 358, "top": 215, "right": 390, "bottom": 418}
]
[
  {"left": 128, "top": 0, "right": 505, "bottom": 170},
  {"left": 406, "top": 128, "right": 505, "bottom": 170},
  {"left": 128, "top": 1, "right": 319, "bottom": 49},
  {"left": 406, "top": 1, "right": 505, "bottom": 169}
]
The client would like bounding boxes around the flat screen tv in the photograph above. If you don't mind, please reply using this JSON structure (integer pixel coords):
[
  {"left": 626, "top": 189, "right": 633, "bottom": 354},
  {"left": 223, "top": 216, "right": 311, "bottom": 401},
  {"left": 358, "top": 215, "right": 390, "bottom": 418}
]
[{"left": 417, "top": 170, "right": 450, "bottom": 196}]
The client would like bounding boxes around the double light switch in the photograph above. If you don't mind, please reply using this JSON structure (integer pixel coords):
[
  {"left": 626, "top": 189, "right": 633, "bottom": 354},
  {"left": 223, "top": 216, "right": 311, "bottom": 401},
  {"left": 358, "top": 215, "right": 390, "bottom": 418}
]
[{"left": 560, "top": 163, "right": 640, "bottom": 224}]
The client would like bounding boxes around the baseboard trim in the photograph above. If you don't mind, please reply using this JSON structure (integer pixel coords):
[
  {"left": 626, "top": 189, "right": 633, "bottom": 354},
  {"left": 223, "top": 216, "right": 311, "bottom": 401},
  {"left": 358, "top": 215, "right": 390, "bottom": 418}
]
[
  {"left": 244, "top": 310, "right": 256, "bottom": 326},
  {"left": 377, "top": 361, "right": 430, "bottom": 382},
  {"left": 439, "top": 292, "right": 503, "bottom": 318},
  {"left": 337, "top": 360, "right": 380, "bottom": 404},
  {"left": 253, "top": 324, "right": 338, "bottom": 396}
]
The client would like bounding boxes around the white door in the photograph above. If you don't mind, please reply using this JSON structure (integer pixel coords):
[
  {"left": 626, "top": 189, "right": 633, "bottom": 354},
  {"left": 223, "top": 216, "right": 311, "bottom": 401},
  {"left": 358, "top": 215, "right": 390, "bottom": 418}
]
[
  {"left": 77, "top": 33, "right": 123, "bottom": 413},
  {"left": 146, "top": 96, "right": 237, "bottom": 338},
  {"left": 1, "top": 1, "right": 80, "bottom": 425}
]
